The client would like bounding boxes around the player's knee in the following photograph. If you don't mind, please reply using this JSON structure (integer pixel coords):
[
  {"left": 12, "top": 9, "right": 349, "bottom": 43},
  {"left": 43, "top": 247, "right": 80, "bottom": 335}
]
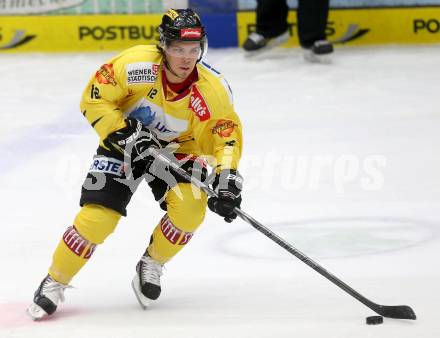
[
  {"left": 166, "top": 183, "right": 207, "bottom": 232},
  {"left": 74, "top": 204, "right": 121, "bottom": 244}
]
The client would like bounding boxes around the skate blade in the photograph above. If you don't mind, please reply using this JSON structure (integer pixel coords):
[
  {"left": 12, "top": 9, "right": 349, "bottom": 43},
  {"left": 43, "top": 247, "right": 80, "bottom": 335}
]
[
  {"left": 26, "top": 303, "right": 48, "bottom": 321},
  {"left": 131, "top": 275, "right": 151, "bottom": 310}
]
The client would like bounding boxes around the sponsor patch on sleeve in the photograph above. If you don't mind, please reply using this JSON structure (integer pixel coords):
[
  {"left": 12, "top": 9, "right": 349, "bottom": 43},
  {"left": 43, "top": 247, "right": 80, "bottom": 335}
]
[
  {"left": 126, "top": 62, "right": 159, "bottom": 85},
  {"left": 211, "top": 119, "right": 237, "bottom": 137},
  {"left": 189, "top": 85, "right": 211, "bottom": 121},
  {"left": 95, "top": 63, "right": 117, "bottom": 86}
]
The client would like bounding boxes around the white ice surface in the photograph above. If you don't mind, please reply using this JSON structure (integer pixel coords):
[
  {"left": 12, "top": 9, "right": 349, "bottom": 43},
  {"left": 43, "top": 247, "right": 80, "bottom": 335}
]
[{"left": 0, "top": 45, "right": 439, "bottom": 338}]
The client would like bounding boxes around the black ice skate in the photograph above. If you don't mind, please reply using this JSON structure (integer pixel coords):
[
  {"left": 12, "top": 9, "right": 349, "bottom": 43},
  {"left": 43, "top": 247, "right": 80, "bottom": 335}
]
[
  {"left": 131, "top": 254, "right": 163, "bottom": 309},
  {"left": 243, "top": 31, "right": 289, "bottom": 55},
  {"left": 303, "top": 40, "right": 334, "bottom": 64},
  {"left": 27, "top": 275, "right": 71, "bottom": 320}
]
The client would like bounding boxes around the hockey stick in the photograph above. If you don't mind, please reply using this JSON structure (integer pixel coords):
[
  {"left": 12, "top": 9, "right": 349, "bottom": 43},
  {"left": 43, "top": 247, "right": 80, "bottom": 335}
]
[{"left": 147, "top": 148, "right": 416, "bottom": 320}]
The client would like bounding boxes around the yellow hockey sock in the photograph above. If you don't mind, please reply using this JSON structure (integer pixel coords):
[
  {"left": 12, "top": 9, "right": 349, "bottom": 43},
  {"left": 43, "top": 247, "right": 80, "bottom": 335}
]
[
  {"left": 49, "top": 204, "right": 121, "bottom": 284},
  {"left": 148, "top": 183, "right": 207, "bottom": 264}
]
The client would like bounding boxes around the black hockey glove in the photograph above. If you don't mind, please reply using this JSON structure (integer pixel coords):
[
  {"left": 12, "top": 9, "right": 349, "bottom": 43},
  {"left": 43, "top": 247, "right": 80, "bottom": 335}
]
[
  {"left": 104, "top": 118, "right": 162, "bottom": 178},
  {"left": 208, "top": 169, "right": 243, "bottom": 223}
]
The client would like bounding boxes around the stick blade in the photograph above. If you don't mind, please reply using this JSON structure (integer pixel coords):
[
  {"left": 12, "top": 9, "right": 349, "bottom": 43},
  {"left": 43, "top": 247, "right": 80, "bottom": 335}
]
[{"left": 376, "top": 305, "right": 416, "bottom": 320}]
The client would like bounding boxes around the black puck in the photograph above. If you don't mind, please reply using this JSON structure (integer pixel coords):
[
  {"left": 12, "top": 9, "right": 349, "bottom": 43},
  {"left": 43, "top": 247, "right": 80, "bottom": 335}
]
[{"left": 366, "top": 316, "right": 383, "bottom": 325}]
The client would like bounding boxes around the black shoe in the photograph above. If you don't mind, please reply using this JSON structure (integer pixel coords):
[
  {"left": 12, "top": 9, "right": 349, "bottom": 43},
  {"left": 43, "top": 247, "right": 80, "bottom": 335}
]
[
  {"left": 243, "top": 31, "right": 289, "bottom": 53},
  {"left": 303, "top": 40, "right": 334, "bottom": 63},
  {"left": 310, "top": 40, "right": 334, "bottom": 55}
]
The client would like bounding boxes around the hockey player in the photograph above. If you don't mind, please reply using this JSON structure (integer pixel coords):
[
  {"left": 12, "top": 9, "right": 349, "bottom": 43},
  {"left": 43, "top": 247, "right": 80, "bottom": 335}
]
[{"left": 27, "top": 8, "right": 243, "bottom": 320}]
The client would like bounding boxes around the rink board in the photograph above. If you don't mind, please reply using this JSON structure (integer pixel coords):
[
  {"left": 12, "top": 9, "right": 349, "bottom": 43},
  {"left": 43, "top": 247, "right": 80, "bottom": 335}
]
[
  {"left": 0, "top": 14, "right": 163, "bottom": 52},
  {"left": 1, "top": 7, "right": 440, "bottom": 52},
  {"left": 237, "top": 7, "right": 440, "bottom": 47}
]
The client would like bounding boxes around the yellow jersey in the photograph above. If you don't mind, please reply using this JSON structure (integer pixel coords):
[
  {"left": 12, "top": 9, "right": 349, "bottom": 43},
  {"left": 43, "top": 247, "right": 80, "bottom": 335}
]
[{"left": 80, "top": 45, "right": 242, "bottom": 171}]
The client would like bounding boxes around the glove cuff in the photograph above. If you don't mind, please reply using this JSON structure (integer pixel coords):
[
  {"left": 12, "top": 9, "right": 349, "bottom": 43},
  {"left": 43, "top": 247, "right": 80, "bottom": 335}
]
[{"left": 214, "top": 169, "right": 243, "bottom": 192}]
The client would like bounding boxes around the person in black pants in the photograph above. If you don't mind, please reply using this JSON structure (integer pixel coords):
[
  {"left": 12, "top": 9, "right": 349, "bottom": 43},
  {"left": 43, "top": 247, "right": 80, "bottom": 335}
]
[{"left": 243, "top": 0, "right": 333, "bottom": 60}]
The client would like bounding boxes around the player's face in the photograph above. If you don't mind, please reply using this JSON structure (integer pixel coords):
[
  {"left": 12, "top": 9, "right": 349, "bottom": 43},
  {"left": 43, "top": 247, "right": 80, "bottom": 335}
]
[{"left": 165, "top": 41, "right": 201, "bottom": 81}]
